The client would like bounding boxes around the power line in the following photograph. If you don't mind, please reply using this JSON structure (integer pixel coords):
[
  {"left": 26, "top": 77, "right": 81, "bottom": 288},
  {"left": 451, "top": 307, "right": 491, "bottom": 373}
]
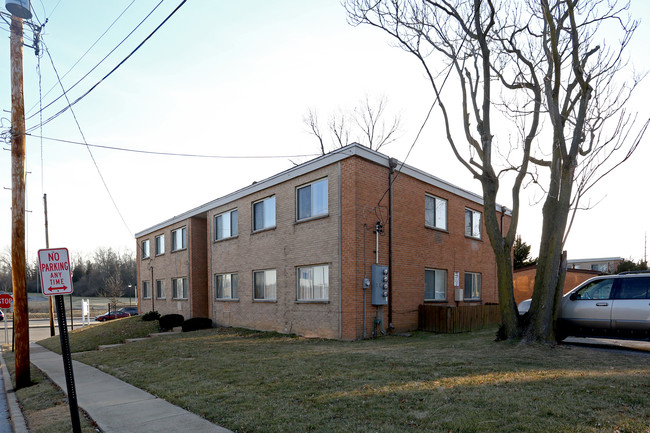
[
  {"left": 26, "top": 133, "right": 322, "bottom": 159},
  {"left": 25, "top": 0, "right": 149, "bottom": 118},
  {"left": 26, "top": 0, "right": 162, "bottom": 120},
  {"left": 43, "top": 45, "right": 134, "bottom": 238}
]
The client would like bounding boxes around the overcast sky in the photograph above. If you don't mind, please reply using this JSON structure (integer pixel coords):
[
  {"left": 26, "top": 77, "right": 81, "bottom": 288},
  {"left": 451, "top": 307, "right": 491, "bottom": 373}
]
[{"left": 1, "top": 0, "right": 649, "bottom": 263}]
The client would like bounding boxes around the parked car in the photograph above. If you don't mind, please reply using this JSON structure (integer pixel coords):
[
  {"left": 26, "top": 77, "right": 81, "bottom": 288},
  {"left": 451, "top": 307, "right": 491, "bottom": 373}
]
[
  {"left": 95, "top": 310, "right": 130, "bottom": 322},
  {"left": 0, "top": 310, "right": 4, "bottom": 321},
  {"left": 518, "top": 272, "right": 650, "bottom": 341},
  {"left": 118, "top": 307, "right": 139, "bottom": 316}
]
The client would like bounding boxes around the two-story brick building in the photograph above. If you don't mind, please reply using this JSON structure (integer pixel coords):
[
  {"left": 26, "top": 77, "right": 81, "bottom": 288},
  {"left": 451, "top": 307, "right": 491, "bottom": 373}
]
[{"left": 136, "top": 143, "right": 510, "bottom": 339}]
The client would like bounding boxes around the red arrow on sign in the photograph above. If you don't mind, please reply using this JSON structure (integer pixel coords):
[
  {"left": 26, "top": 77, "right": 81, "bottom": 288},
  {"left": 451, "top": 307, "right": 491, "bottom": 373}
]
[
  {"left": 0, "top": 294, "right": 13, "bottom": 309},
  {"left": 49, "top": 286, "right": 68, "bottom": 292}
]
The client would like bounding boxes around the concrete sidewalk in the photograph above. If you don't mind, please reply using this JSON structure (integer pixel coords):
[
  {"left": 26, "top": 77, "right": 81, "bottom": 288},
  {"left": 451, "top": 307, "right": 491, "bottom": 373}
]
[{"left": 30, "top": 343, "right": 232, "bottom": 433}]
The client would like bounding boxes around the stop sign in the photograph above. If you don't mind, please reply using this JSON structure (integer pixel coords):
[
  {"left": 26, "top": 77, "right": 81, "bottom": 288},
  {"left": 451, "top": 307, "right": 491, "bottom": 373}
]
[{"left": 0, "top": 294, "right": 13, "bottom": 309}]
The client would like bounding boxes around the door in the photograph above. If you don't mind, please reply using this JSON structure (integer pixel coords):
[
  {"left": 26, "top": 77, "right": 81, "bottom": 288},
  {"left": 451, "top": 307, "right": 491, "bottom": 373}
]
[
  {"left": 611, "top": 276, "right": 650, "bottom": 333},
  {"left": 560, "top": 278, "right": 615, "bottom": 332}
]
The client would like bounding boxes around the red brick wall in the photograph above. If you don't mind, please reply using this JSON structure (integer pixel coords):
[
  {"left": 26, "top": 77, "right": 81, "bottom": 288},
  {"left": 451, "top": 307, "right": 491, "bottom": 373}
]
[
  {"left": 340, "top": 156, "right": 508, "bottom": 339},
  {"left": 189, "top": 216, "right": 208, "bottom": 318},
  {"left": 513, "top": 266, "right": 601, "bottom": 304}
]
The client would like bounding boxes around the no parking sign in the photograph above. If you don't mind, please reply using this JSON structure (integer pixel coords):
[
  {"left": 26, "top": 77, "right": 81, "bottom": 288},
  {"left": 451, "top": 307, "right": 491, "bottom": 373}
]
[{"left": 38, "top": 248, "right": 73, "bottom": 296}]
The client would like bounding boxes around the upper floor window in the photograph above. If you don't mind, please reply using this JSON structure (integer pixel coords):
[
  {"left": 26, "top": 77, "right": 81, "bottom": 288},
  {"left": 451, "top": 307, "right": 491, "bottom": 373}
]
[
  {"left": 253, "top": 196, "right": 276, "bottom": 231},
  {"left": 425, "top": 195, "right": 447, "bottom": 230},
  {"left": 155, "top": 235, "right": 165, "bottom": 255},
  {"left": 172, "top": 277, "right": 188, "bottom": 299},
  {"left": 297, "top": 178, "right": 328, "bottom": 221},
  {"left": 464, "top": 209, "right": 482, "bottom": 239},
  {"left": 253, "top": 269, "right": 277, "bottom": 300},
  {"left": 215, "top": 209, "right": 238, "bottom": 240},
  {"left": 464, "top": 272, "right": 481, "bottom": 300},
  {"left": 425, "top": 268, "right": 447, "bottom": 301},
  {"left": 297, "top": 265, "right": 329, "bottom": 301},
  {"left": 172, "top": 227, "right": 187, "bottom": 251},
  {"left": 215, "top": 273, "right": 239, "bottom": 300},
  {"left": 141, "top": 239, "right": 150, "bottom": 259}
]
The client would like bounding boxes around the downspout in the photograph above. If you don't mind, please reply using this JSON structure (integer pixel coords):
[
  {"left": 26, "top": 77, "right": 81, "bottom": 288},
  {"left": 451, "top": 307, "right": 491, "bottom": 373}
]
[
  {"left": 388, "top": 157, "right": 398, "bottom": 330},
  {"left": 338, "top": 162, "right": 343, "bottom": 340},
  {"left": 149, "top": 259, "right": 155, "bottom": 312}
]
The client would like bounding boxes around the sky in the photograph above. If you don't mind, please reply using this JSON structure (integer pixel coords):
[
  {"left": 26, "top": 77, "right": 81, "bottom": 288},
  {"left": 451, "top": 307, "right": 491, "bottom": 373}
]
[{"left": 0, "top": 0, "right": 649, "bottom": 264}]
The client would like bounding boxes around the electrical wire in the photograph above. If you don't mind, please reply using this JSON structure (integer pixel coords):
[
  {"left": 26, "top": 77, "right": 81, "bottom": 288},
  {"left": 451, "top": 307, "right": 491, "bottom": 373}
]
[
  {"left": 25, "top": 133, "right": 322, "bottom": 159},
  {"left": 26, "top": 0, "right": 163, "bottom": 120},
  {"left": 43, "top": 44, "right": 134, "bottom": 238},
  {"left": 25, "top": 0, "right": 145, "bottom": 117}
]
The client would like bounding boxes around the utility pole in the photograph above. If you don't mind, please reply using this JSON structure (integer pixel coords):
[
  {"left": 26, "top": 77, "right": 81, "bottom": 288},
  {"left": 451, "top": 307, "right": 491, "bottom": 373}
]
[
  {"left": 8, "top": 0, "right": 32, "bottom": 390},
  {"left": 44, "top": 194, "right": 55, "bottom": 336}
]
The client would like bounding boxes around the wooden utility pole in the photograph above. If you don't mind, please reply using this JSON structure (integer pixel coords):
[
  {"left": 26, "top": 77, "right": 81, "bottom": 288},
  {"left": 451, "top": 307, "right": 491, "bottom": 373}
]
[
  {"left": 44, "top": 194, "right": 55, "bottom": 336},
  {"left": 10, "top": 13, "right": 30, "bottom": 389}
]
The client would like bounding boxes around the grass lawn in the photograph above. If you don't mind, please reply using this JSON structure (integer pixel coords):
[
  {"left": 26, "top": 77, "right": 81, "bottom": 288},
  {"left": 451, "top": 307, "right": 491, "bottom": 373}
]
[{"left": 38, "top": 324, "right": 650, "bottom": 433}]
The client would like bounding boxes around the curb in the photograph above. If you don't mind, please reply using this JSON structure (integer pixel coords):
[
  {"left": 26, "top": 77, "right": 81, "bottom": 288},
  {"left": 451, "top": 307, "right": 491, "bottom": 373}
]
[{"left": 0, "top": 351, "right": 28, "bottom": 433}]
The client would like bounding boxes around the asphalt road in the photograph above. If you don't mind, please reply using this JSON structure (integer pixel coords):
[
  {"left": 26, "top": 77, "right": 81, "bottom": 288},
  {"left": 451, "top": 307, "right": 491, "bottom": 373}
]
[{"left": 0, "top": 318, "right": 96, "bottom": 344}]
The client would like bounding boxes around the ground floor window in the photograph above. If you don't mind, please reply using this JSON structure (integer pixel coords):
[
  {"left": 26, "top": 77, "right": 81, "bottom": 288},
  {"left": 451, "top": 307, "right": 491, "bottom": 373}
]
[
  {"left": 172, "top": 277, "right": 188, "bottom": 299},
  {"left": 142, "top": 280, "right": 151, "bottom": 299},
  {"left": 156, "top": 280, "right": 165, "bottom": 299},
  {"left": 216, "top": 273, "right": 239, "bottom": 299},
  {"left": 425, "top": 269, "right": 447, "bottom": 301},
  {"left": 253, "top": 269, "right": 276, "bottom": 300},
  {"left": 464, "top": 272, "right": 481, "bottom": 300},
  {"left": 297, "top": 265, "right": 329, "bottom": 301}
]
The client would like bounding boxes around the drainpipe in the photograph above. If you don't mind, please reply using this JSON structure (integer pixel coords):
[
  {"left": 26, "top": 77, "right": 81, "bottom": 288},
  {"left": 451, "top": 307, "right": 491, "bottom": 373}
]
[
  {"left": 388, "top": 157, "right": 398, "bottom": 330},
  {"left": 149, "top": 259, "right": 155, "bottom": 312}
]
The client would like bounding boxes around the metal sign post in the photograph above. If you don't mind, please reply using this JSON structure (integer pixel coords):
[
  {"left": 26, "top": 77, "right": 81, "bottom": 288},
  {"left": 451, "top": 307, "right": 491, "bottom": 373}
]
[{"left": 38, "top": 248, "right": 81, "bottom": 433}]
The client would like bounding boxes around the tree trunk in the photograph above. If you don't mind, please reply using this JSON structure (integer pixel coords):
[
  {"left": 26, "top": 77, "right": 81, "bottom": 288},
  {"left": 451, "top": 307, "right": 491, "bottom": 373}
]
[{"left": 525, "top": 164, "right": 574, "bottom": 342}]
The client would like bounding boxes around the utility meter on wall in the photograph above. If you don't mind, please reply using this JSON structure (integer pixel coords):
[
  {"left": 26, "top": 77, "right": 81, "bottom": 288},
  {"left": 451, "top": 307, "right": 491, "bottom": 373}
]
[{"left": 371, "top": 264, "right": 389, "bottom": 306}]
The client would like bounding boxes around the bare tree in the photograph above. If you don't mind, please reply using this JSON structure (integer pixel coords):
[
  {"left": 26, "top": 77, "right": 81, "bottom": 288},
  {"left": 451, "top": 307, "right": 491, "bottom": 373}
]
[
  {"left": 98, "top": 270, "right": 124, "bottom": 314},
  {"left": 304, "top": 95, "right": 401, "bottom": 154},
  {"left": 345, "top": 0, "right": 646, "bottom": 341}
]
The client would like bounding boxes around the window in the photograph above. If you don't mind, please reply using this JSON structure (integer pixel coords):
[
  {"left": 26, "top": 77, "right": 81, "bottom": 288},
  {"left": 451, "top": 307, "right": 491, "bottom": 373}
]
[
  {"left": 253, "top": 269, "right": 277, "bottom": 300},
  {"left": 215, "top": 209, "right": 238, "bottom": 240},
  {"left": 425, "top": 269, "right": 447, "bottom": 301},
  {"left": 465, "top": 209, "right": 482, "bottom": 238},
  {"left": 141, "top": 240, "right": 150, "bottom": 259},
  {"left": 464, "top": 272, "right": 481, "bottom": 300},
  {"left": 574, "top": 279, "right": 614, "bottom": 300},
  {"left": 297, "top": 265, "right": 329, "bottom": 301},
  {"left": 172, "top": 227, "right": 187, "bottom": 251},
  {"left": 425, "top": 195, "right": 447, "bottom": 230},
  {"left": 615, "top": 277, "right": 649, "bottom": 300},
  {"left": 297, "top": 178, "right": 328, "bottom": 221},
  {"left": 172, "top": 277, "right": 188, "bottom": 299},
  {"left": 215, "top": 273, "right": 239, "bottom": 299},
  {"left": 155, "top": 235, "right": 165, "bottom": 255},
  {"left": 142, "top": 281, "right": 151, "bottom": 299},
  {"left": 156, "top": 280, "right": 165, "bottom": 299},
  {"left": 253, "top": 196, "right": 276, "bottom": 231}
]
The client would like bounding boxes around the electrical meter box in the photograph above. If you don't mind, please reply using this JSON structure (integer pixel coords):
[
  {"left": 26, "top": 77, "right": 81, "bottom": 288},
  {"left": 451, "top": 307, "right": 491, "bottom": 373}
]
[{"left": 371, "top": 264, "right": 389, "bottom": 305}]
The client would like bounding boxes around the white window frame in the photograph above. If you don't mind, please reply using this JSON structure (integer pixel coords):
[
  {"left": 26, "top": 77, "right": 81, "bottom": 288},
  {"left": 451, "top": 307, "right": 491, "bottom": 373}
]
[
  {"left": 297, "top": 265, "right": 329, "bottom": 301},
  {"left": 172, "top": 227, "right": 187, "bottom": 251},
  {"left": 172, "top": 277, "right": 188, "bottom": 299},
  {"left": 425, "top": 195, "right": 447, "bottom": 230},
  {"left": 155, "top": 234, "right": 165, "bottom": 256},
  {"left": 425, "top": 268, "right": 447, "bottom": 301},
  {"left": 253, "top": 269, "right": 277, "bottom": 300},
  {"left": 252, "top": 196, "right": 276, "bottom": 232},
  {"left": 215, "top": 209, "right": 238, "bottom": 241},
  {"left": 296, "top": 178, "right": 328, "bottom": 221},
  {"left": 141, "top": 239, "right": 150, "bottom": 259},
  {"left": 156, "top": 279, "right": 165, "bottom": 299},
  {"left": 465, "top": 209, "right": 482, "bottom": 239},
  {"left": 215, "top": 273, "right": 239, "bottom": 300},
  {"left": 142, "top": 280, "right": 151, "bottom": 299},
  {"left": 464, "top": 272, "right": 481, "bottom": 300}
]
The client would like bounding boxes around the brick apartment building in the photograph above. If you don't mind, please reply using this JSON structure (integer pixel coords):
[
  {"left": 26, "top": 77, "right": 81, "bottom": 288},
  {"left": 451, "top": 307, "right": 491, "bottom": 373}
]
[{"left": 136, "top": 144, "right": 510, "bottom": 339}]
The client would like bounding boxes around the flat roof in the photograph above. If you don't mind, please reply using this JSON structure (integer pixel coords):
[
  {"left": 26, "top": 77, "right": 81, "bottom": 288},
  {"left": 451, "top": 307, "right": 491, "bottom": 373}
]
[
  {"left": 567, "top": 257, "right": 623, "bottom": 264},
  {"left": 136, "top": 143, "right": 510, "bottom": 238}
]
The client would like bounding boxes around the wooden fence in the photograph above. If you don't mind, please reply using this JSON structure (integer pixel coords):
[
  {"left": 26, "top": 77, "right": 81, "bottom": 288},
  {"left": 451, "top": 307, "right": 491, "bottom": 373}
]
[{"left": 418, "top": 304, "right": 501, "bottom": 333}]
